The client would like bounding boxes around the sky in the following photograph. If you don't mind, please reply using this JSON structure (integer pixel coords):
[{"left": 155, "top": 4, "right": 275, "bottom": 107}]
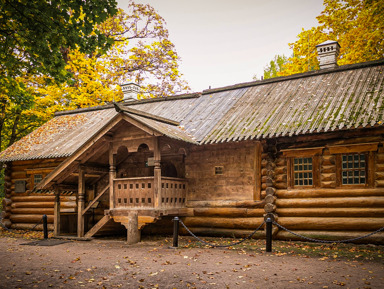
[{"left": 117, "top": 0, "right": 325, "bottom": 92}]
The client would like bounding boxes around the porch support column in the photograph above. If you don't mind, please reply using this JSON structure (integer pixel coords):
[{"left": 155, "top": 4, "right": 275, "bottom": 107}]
[
  {"left": 53, "top": 187, "right": 61, "bottom": 237},
  {"left": 153, "top": 137, "right": 161, "bottom": 208},
  {"left": 77, "top": 165, "right": 85, "bottom": 237},
  {"left": 109, "top": 142, "right": 116, "bottom": 209}
]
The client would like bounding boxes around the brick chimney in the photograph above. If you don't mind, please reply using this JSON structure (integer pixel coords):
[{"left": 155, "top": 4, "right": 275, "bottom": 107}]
[
  {"left": 121, "top": 83, "right": 140, "bottom": 101},
  {"left": 316, "top": 40, "right": 340, "bottom": 69}
]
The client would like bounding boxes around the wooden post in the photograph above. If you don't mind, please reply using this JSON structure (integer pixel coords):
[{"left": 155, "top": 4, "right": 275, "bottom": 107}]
[
  {"left": 125, "top": 211, "right": 141, "bottom": 245},
  {"left": 254, "top": 142, "right": 262, "bottom": 201},
  {"left": 54, "top": 187, "right": 61, "bottom": 237},
  {"left": 77, "top": 165, "right": 85, "bottom": 237},
  {"left": 153, "top": 137, "right": 161, "bottom": 208},
  {"left": 109, "top": 142, "right": 116, "bottom": 210}
]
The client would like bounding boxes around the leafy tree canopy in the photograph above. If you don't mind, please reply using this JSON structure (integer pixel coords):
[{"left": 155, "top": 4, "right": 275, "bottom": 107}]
[
  {"left": 261, "top": 55, "right": 288, "bottom": 80},
  {"left": 279, "top": 0, "right": 384, "bottom": 76},
  {"left": 0, "top": 0, "right": 118, "bottom": 83},
  {"left": 0, "top": 1, "right": 190, "bottom": 153}
]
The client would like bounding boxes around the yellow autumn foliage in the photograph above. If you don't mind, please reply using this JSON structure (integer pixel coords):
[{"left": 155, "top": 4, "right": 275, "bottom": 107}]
[{"left": 280, "top": 0, "right": 384, "bottom": 76}]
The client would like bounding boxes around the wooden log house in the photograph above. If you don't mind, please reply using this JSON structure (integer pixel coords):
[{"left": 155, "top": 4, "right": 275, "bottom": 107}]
[{"left": 1, "top": 41, "right": 384, "bottom": 243}]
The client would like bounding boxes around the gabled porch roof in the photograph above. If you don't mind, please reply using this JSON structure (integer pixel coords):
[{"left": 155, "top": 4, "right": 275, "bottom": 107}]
[{"left": 35, "top": 110, "right": 196, "bottom": 190}]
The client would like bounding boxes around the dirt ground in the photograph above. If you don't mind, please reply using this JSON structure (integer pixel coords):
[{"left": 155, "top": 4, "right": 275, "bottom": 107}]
[{"left": 0, "top": 233, "right": 383, "bottom": 289}]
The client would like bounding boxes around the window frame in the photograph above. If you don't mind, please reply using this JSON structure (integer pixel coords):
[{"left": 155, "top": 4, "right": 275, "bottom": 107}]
[
  {"left": 329, "top": 142, "right": 377, "bottom": 188},
  {"left": 283, "top": 147, "right": 323, "bottom": 189}
]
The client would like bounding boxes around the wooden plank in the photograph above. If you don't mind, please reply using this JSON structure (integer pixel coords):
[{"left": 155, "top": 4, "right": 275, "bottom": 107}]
[
  {"left": 84, "top": 215, "right": 111, "bottom": 238},
  {"left": 82, "top": 185, "right": 109, "bottom": 215},
  {"left": 328, "top": 142, "right": 379, "bottom": 154},
  {"left": 282, "top": 147, "right": 324, "bottom": 157}
]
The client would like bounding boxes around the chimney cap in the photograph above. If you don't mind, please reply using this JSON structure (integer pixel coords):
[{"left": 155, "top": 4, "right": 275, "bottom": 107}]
[
  {"left": 316, "top": 40, "right": 341, "bottom": 49},
  {"left": 121, "top": 82, "right": 141, "bottom": 101}
]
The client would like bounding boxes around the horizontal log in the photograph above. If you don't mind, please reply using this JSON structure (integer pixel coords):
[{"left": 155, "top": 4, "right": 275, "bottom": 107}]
[
  {"left": 265, "top": 187, "right": 276, "bottom": 196},
  {"left": 264, "top": 203, "right": 276, "bottom": 213},
  {"left": 276, "top": 188, "right": 384, "bottom": 198},
  {"left": 186, "top": 200, "right": 264, "bottom": 208},
  {"left": 12, "top": 195, "right": 55, "bottom": 202},
  {"left": 321, "top": 154, "right": 335, "bottom": 163},
  {"left": 276, "top": 197, "right": 384, "bottom": 208},
  {"left": 10, "top": 223, "right": 54, "bottom": 231},
  {"left": 376, "top": 163, "right": 384, "bottom": 172},
  {"left": 321, "top": 165, "right": 335, "bottom": 174},
  {"left": 11, "top": 202, "right": 54, "bottom": 208},
  {"left": 4, "top": 175, "right": 12, "bottom": 181},
  {"left": 11, "top": 208, "right": 54, "bottom": 215},
  {"left": 275, "top": 182, "right": 287, "bottom": 189},
  {"left": 1, "top": 219, "right": 11, "bottom": 228},
  {"left": 1, "top": 211, "right": 11, "bottom": 219},
  {"left": 261, "top": 168, "right": 267, "bottom": 176},
  {"left": 2, "top": 198, "right": 12, "bottom": 207},
  {"left": 321, "top": 173, "right": 336, "bottom": 182},
  {"left": 376, "top": 180, "right": 384, "bottom": 187},
  {"left": 261, "top": 159, "right": 268, "bottom": 167},
  {"left": 276, "top": 207, "right": 384, "bottom": 217},
  {"left": 375, "top": 172, "right": 384, "bottom": 180},
  {"left": 264, "top": 195, "right": 276, "bottom": 204},
  {"left": 321, "top": 181, "right": 336, "bottom": 188},
  {"left": 275, "top": 166, "right": 286, "bottom": 175},
  {"left": 10, "top": 214, "right": 54, "bottom": 223},
  {"left": 183, "top": 217, "right": 265, "bottom": 230},
  {"left": 276, "top": 230, "right": 384, "bottom": 244},
  {"left": 377, "top": 153, "right": 384, "bottom": 162},
  {"left": 179, "top": 227, "right": 265, "bottom": 240},
  {"left": 275, "top": 158, "right": 285, "bottom": 167},
  {"left": 275, "top": 174, "right": 287, "bottom": 183},
  {"left": 193, "top": 208, "right": 264, "bottom": 217},
  {"left": 278, "top": 217, "right": 384, "bottom": 230}
]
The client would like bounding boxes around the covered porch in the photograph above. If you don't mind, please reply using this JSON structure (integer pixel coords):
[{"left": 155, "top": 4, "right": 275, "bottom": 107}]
[{"left": 37, "top": 109, "right": 194, "bottom": 243}]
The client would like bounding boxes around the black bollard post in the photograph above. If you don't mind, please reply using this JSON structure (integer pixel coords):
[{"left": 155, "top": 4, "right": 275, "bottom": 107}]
[
  {"left": 266, "top": 217, "right": 272, "bottom": 252},
  {"left": 43, "top": 214, "right": 48, "bottom": 239},
  {"left": 172, "top": 216, "right": 180, "bottom": 248}
]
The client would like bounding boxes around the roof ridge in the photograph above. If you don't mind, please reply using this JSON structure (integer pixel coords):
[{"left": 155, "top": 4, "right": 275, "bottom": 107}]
[
  {"left": 202, "top": 58, "right": 384, "bottom": 94},
  {"left": 54, "top": 92, "right": 201, "bottom": 117}
]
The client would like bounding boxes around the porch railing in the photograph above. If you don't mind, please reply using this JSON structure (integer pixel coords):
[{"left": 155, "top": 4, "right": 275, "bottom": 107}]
[{"left": 113, "top": 177, "right": 187, "bottom": 209}]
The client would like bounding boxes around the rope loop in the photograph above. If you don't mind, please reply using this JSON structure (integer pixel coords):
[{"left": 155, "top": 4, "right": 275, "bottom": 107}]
[
  {"left": 273, "top": 221, "right": 384, "bottom": 243},
  {"left": 179, "top": 219, "right": 266, "bottom": 248}
]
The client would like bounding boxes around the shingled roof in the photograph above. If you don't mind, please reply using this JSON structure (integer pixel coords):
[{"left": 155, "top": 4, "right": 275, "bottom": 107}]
[{"left": 1, "top": 58, "right": 384, "bottom": 162}]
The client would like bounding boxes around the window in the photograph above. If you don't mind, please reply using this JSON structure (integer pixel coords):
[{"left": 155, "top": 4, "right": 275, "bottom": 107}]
[
  {"left": 341, "top": 153, "right": 366, "bottom": 185},
  {"left": 283, "top": 147, "right": 323, "bottom": 189},
  {"left": 215, "top": 166, "right": 223, "bottom": 175},
  {"left": 34, "top": 174, "right": 43, "bottom": 187},
  {"left": 294, "top": 157, "right": 313, "bottom": 186}
]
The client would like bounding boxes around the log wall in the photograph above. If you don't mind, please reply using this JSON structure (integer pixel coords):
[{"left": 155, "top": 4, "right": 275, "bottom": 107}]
[
  {"left": 273, "top": 135, "right": 384, "bottom": 243},
  {"left": 2, "top": 158, "right": 69, "bottom": 231},
  {"left": 182, "top": 142, "right": 265, "bottom": 238}
]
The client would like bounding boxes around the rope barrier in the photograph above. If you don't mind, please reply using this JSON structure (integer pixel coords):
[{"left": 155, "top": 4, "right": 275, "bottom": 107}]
[
  {"left": 179, "top": 219, "right": 266, "bottom": 248},
  {"left": 0, "top": 216, "right": 51, "bottom": 236},
  {"left": 273, "top": 221, "right": 384, "bottom": 244}
]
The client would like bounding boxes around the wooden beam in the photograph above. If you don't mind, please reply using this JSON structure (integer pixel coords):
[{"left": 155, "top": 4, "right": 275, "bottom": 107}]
[
  {"left": 114, "top": 102, "right": 180, "bottom": 126},
  {"left": 109, "top": 142, "right": 116, "bottom": 210},
  {"left": 77, "top": 166, "right": 85, "bottom": 237},
  {"left": 36, "top": 114, "right": 125, "bottom": 190},
  {"left": 53, "top": 188, "right": 61, "bottom": 236},
  {"left": 254, "top": 141, "right": 262, "bottom": 201},
  {"left": 153, "top": 137, "right": 161, "bottom": 208},
  {"left": 84, "top": 215, "right": 111, "bottom": 238},
  {"left": 82, "top": 185, "right": 109, "bottom": 215}
]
